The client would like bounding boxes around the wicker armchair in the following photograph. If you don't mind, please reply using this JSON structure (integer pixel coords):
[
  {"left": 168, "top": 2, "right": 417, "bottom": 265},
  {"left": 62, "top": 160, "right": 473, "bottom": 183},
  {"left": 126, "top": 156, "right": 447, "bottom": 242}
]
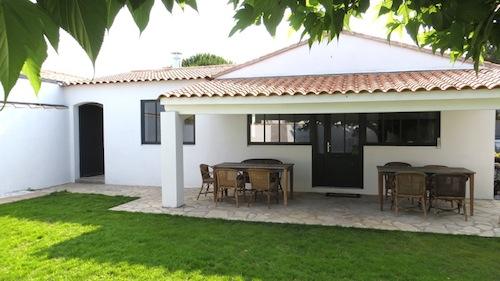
[
  {"left": 430, "top": 174, "right": 468, "bottom": 221},
  {"left": 214, "top": 169, "right": 246, "bottom": 207},
  {"left": 197, "top": 164, "right": 214, "bottom": 200},
  {"left": 394, "top": 172, "right": 428, "bottom": 217},
  {"left": 384, "top": 162, "right": 412, "bottom": 201},
  {"left": 241, "top": 159, "right": 283, "bottom": 191},
  {"left": 246, "top": 169, "right": 280, "bottom": 208},
  {"left": 423, "top": 165, "right": 448, "bottom": 191}
]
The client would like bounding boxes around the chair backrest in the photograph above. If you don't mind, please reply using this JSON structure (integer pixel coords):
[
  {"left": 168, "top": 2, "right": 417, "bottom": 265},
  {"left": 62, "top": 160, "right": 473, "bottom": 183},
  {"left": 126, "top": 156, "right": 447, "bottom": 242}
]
[
  {"left": 215, "top": 169, "right": 239, "bottom": 189},
  {"left": 384, "top": 162, "right": 412, "bottom": 185},
  {"left": 384, "top": 162, "right": 412, "bottom": 167},
  {"left": 247, "top": 169, "right": 273, "bottom": 191},
  {"left": 200, "top": 164, "right": 211, "bottom": 180},
  {"left": 433, "top": 174, "right": 468, "bottom": 197},
  {"left": 395, "top": 172, "right": 426, "bottom": 196},
  {"left": 241, "top": 158, "right": 283, "bottom": 165}
]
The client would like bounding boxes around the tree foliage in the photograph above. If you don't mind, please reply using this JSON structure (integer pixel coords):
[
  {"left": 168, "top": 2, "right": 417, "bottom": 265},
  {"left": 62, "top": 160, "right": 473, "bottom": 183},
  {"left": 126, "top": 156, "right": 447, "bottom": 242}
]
[
  {"left": 0, "top": 0, "right": 499, "bottom": 103},
  {"left": 486, "top": 44, "right": 500, "bottom": 64},
  {"left": 182, "top": 53, "right": 232, "bottom": 67}
]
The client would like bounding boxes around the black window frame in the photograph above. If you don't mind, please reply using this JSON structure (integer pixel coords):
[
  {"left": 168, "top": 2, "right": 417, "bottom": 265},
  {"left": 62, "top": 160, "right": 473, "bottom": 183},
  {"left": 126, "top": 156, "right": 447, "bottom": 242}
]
[
  {"left": 364, "top": 111, "right": 440, "bottom": 146},
  {"left": 247, "top": 114, "right": 312, "bottom": 145},
  {"left": 140, "top": 100, "right": 195, "bottom": 145}
]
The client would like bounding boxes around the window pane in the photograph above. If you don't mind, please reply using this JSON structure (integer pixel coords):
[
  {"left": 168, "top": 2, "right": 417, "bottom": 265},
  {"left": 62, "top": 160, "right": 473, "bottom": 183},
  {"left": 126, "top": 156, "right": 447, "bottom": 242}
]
[
  {"left": 143, "top": 101, "right": 158, "bottom": 143},
  {"left": 345, "top": 114, "right": 359, "bottom": 153},
  {"left": 265, "top": 114, "right": 280, "bottom": 142},
  {"left": 496, "top": 111, "right": 500, "bottom": 139},
  {"left": 330, "top": 115, "right": 344, "bottom": 153},
  {"left": 315, "top": 119, "right": 325, "bottom": 154},
  {"left": 156, "top": 113, "right": 161, "bottom": 143},
  {"left": 366, "top": 113, "right": 380, "bottom": 143},
  {"left": 401, "top": 113, "right": 419, "bottom": 144},
  {"left": 419, "top": 112, "right": 437, "bottom": 144},
  {"left": 183, "top": 115, "right": 195, "bottom": 144},
  {"left": 383, "top": 114, "right": 400, "bottom": 143},
  {"left": 294, "top": 115, "right": 311, "bottom": 143},
  {"left": 280, "top": 114, "right": 295, "bottom": 142},
  {"left": 249, "top": 114, "right": 264, "bottom": 142}
]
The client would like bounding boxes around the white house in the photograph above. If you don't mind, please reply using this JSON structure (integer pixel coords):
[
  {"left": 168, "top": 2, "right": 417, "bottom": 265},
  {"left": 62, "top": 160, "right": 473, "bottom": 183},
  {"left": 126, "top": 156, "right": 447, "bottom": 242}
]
[
  {"left": 1, "top": 32, "right": 499, "bottom": 207},
  {"left": 0, "top": 66, "right": 230, "bottom": 194}
]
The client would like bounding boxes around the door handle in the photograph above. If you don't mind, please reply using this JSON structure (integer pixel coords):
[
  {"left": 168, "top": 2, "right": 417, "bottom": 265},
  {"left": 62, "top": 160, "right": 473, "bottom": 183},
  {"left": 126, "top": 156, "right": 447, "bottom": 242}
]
[{"left": 326, "top": 141, "right": 331, "bottom": 153}]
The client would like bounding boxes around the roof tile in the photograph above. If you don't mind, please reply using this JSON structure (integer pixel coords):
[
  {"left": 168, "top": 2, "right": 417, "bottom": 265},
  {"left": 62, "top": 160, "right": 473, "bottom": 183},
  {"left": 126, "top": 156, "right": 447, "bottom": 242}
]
[
  {"left": 162, "top": 68, "right": 500, "bottom": 98},
  {"left": 66, "top": 64, "right": 233, "bottom": 86}
]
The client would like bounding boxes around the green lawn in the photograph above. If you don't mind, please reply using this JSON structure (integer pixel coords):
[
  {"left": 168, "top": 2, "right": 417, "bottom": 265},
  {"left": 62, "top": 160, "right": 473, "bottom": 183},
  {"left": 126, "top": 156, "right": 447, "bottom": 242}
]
[{"left": 0, "top": 192, "right": 498, "bottom": 281}]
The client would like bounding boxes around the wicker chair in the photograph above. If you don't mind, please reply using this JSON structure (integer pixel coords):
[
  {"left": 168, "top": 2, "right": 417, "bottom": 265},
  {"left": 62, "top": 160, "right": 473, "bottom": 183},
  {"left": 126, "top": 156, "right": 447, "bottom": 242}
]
[
  {"left": 241, "top": 159, "right": 283, "bottom": 191},
  {"left": 246, "top": 169, "right": 280, "bottom": 208},
  {"left": 214, "top": 169, "right": 245, "bottom": 207},
  {"left": 423, "top": 165, "right": 448, "bottom": 190},
  {"left": 384, "top": 162, "right": 412, "bottom": 201},
  {"left": 394, "top": 172, "right": 428, "bottom": 217},
  {"left": 430, "top": 174, "right": 468, "bottom": 221},
  {"left": 197, "top": 164, "right": 215, "bottom": 200},
  {"left": 423, "top": 165, "right": 450, "bottom": 207}
]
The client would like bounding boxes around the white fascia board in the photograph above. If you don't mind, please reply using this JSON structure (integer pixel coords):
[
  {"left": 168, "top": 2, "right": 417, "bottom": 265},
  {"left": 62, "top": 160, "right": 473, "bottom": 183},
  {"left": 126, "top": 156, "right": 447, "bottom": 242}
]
[{"left": 160, "top": 89, "right": 500, "bottom": 114}]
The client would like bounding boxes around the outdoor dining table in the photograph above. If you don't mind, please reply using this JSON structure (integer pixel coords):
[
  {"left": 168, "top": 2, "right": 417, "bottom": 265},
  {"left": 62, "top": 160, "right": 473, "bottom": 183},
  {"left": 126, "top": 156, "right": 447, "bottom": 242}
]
[
  {"left": 377, "top": 166, "right": 476, "bottom": 215},
  {"left": 213, "top": 162, "right": 294, "bottom": 206}
]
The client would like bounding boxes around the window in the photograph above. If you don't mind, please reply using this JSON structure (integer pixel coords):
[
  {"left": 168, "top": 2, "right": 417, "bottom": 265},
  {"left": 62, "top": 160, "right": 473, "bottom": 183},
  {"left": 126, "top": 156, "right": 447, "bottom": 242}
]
[
  {"left": 141, "top": 100, "right": 195, "bottom": 145},
  {"left": 365, "top": 112, "right": 440, "bottom": 146},
  {"left": 248, "top": 114, "right": 311, "bottom": 144}
]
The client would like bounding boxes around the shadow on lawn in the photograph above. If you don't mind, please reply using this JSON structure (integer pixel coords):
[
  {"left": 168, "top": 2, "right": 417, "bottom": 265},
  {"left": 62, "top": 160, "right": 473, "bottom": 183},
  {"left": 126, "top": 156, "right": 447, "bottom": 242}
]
[{"left": 1, "top": 192, "right": 499, "bottom": 280}]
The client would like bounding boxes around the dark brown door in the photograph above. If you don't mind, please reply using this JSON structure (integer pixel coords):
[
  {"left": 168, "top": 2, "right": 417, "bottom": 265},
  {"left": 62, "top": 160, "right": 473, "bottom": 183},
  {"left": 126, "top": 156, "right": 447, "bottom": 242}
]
[
  {"left": 79, "top": 104, "right": 104, "bottom": 177},
  {"left": 312, "top": 114, "right": 363, "bottom": 188}
]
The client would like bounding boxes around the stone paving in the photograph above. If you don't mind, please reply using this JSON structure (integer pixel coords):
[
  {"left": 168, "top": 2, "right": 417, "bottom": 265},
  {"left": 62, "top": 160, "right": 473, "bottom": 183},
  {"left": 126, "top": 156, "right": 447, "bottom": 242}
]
[{"left": 1, "top": 183, "right": 500, "bottom": 237}]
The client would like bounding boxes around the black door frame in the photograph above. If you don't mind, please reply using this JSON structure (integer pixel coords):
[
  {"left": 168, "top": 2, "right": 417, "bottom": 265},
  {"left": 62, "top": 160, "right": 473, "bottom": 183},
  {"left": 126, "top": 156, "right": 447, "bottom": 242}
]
[
  {"left": 79, "top": 103, "right": 105, "bottom": 178},
  {"left": 311, "top": 113, "right": 365, "bottom": 188}
]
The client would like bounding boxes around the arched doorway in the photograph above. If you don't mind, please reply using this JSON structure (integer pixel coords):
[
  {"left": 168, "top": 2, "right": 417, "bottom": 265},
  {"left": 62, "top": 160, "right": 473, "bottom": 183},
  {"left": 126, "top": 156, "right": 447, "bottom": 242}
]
[{"left": 79, "top": 103, "right": 104, "bottom": 179}]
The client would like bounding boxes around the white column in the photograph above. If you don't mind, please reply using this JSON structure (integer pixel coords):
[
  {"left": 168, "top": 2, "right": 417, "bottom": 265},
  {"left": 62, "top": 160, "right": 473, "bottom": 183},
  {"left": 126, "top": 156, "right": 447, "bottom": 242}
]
[{"left": 161, "top": 111, "right": 184, "bottom": 207}]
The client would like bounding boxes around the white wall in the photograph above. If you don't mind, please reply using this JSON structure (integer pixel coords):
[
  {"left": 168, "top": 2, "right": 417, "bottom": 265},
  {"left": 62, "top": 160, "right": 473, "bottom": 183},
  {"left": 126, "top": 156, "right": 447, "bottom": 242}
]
[
  {"left": 220, "top": 34, "right": 471, "bottom": 79},
  {"left": 183, "top": 111, "right": 494, "bottom": 199},
  {"left": 0, "top": 79, "right": 71, "bottom": 194},
  {"left": 63, "top": 80, "right": 198, "bottom": 186}
]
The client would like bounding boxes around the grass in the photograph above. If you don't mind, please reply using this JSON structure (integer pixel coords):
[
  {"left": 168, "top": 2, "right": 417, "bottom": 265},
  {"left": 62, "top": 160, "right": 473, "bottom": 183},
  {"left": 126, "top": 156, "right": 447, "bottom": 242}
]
[{"left": 0, "top": 192, "right": 499, "bottom": 281}]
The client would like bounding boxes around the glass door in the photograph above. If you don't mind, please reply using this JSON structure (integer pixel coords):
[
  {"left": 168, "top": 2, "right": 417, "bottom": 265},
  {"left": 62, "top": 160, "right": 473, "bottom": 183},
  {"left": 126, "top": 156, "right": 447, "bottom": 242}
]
[{"left": 312, "top": 114, "right": 363, "bottom": 188}]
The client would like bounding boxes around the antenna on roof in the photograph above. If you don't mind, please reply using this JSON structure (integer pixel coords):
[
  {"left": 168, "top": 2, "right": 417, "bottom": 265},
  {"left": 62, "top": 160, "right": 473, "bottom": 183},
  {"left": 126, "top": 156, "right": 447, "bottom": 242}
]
[{"left": 171, "top": 52, "right": 183, "bottom": 68}]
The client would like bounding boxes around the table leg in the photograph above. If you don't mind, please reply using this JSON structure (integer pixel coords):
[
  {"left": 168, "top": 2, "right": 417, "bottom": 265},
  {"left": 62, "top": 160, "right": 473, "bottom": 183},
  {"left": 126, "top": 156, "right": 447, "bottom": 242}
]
[
  {"left": 283, "top": 168, "right": 289, "bottom": 207},
  {"left": 289, "top": 167, "right": 294, "bottom": 199},
  {"left": 213, "top": 170, "right": 218, "bottom": 203},
  {"left": 378, "top": 172, "right": 384, "bottom": 211},
  {"left": 470, "top": 173, "right": 475, "bottom": 216}
]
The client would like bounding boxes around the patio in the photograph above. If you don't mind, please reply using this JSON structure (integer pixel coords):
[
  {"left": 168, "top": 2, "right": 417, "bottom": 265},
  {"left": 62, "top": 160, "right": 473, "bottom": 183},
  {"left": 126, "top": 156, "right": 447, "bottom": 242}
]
[{"left": 2, "top": 183, "right": 499, "bottom": 237}]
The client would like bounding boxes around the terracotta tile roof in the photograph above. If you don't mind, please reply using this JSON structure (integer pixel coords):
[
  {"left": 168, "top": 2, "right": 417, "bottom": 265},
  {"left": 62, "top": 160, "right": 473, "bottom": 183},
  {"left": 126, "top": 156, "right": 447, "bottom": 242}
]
[
  {"left": 66, "top": 64, "right": 233, "bottom": 86},
  {"left": 162, "top": 68, "right": 500, "bottom": 98},
  {"left": 20, "top": 70, "right": 86, "bottom": 85}
]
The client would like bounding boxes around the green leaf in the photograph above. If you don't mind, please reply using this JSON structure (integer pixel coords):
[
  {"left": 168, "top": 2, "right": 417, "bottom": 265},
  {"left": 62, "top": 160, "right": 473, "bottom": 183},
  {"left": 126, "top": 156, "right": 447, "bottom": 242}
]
[
  {"left": 161, "top": 0, "right": 174, "bottom": 12},
  {"left": 127, "top": 0, "right": 155, "bottom": 33},
  {"left": 0, "top": 0, "right": 55, "bottom": 100},
  {"left": 22, "top": 40, "right": 48, "bottom": 94},
  {"left": 107, "top": 0, "right": 126, "bottom": 29},
  {"left": 38, "top": 0, "right": 108, "bottom": 65},
  {"left": 176, "top": 0, "right": 197, "bottom": 11},
  {"left": 405, "top": 18, "right": 420, "bottom": 45}
]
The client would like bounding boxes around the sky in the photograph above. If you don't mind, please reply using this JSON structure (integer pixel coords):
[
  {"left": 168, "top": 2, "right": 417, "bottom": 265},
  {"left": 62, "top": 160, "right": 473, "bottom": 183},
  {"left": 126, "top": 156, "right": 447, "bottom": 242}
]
[{"left": 43, "top": 0, "right": 407, "bottom": 78}]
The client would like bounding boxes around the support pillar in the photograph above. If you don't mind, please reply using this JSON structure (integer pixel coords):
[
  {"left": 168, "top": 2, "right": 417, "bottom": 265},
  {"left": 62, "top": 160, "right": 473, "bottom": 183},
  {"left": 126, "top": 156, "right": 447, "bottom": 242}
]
[{"left": 161, "top": 111, "right": 184, "bottom": 207}]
